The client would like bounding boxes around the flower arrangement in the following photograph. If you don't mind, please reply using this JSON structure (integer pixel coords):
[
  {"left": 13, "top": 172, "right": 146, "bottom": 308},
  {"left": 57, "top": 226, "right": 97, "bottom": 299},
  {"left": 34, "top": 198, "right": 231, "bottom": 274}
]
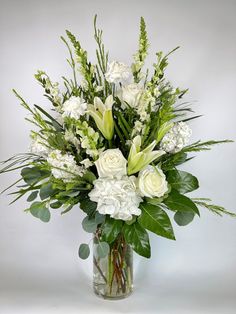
[{"left": 1, "top": 16, "right": 235, "bottom": 299}]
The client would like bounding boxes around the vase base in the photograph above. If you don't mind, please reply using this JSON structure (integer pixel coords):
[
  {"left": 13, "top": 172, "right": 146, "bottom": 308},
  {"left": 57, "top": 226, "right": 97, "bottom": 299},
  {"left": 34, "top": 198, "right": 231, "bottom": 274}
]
[{"left": 93, "top": 287, "right": 133, "bottom": 300}]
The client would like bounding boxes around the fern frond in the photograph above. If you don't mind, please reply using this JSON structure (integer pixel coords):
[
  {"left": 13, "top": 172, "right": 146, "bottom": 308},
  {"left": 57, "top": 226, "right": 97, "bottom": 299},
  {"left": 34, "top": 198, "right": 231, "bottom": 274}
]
[{"left": 193, "top": 199, "right": 236, "bottom": 218}]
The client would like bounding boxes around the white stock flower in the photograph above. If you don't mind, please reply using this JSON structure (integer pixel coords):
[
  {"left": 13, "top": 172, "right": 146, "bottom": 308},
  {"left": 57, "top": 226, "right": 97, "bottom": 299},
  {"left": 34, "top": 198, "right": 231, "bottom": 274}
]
[
  {"left": 89, "top": 176, "right": 142, "bottom": 221},
  {"left": 95, "top": 149, "right": 127, "bottom": 178},
  {"left": 160, "top": 122, "right": 192, "bottom": 153},
  {"left": 62, "top": 96, "right": 87, "bottom": 119},
  {"left": 105, "top": 61, "right": 131, "bottom": 84},
  {"left": 30, "top": 135, "right": 50, "bottom": 157},
  {"left": 47, "top": 150, "right": 84, "bottom": 182},
  {"left": 80, "top": 158, "right": 93, "bottom": 168},
  {"left": 65, "top": 130, "right": 80, "bottom": 149},
  {"left": 118, "top": 83, "right": 143, "bottom": 109},
  {"left": 138, "top": 165, "right": 168, "bottom": 198}
]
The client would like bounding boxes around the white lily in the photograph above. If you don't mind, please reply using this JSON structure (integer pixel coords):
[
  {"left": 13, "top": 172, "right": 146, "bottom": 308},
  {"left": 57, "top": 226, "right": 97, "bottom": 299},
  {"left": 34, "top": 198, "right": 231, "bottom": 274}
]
[
  {"left": 127, "top": 135, "right": 165, "bottom": 175},
  {"left": 87, "top": 95, "right": 114, "bottom": 140}
]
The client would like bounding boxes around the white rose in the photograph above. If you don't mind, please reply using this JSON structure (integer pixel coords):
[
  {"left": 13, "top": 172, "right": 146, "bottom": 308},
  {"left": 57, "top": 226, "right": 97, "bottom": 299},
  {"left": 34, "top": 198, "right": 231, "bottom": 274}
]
[
  {"left": 88, "top": 176, "right": 142, "bottom": 221},
  {"left": 95, "top": 149, "right": 127, "bottom": 178},
  {"left": 105, "top": 61, "right": 131, "bottom": 84},
  {"left": 118, "top": 83, "right": 143, "bottom": 109},
  {"left": 138, "top": 165, "right": 168, "bottom": 198},
  {"left": 62, "top": 96, "right": 87, "bottom": 119}
]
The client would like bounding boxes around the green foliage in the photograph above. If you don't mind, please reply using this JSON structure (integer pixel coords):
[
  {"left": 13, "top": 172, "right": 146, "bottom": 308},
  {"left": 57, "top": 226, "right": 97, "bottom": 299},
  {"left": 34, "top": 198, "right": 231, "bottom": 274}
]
[
  {"left": 79, "top": 243, "right": 90, "bottom": 259},
  {"left": 174, "top": 211, "right": 195, "bottom": 226},
  {"left": 166, "top": 170, "right": 199, "bottom": 194},
  {"left": 123, "top": 222, "right": 151, "bottom": 258},
  {"left": 27, "top": 191, "right": 38, "bottom": 202},
  {"left": 82, "top": 216, "right": 98, "bottom": 233},
  {"left": 29, "top": 201, "right": 51, "bottom": 222},
  {"left": 164, "top": 189, "right": 200, "bottom": 216},
  {"left": 21, "top": 167, "right": 50, "bottom": 185},
  {"left": 183, "top": 140, "right": 233, "bottom": 153},
  {"left": 138, "top": 202, "right": 175, "bottom": 240},
  {"left": 101, "top": 217, "right": 123, "bottom": 243},
  {"left": 192, "top": 199, "right": 236, "bottom": 218},
  {"left": 79, "top": 194, "right": 97, "bottom": 218},
  {"left": 39, "top": 182, "right": 56, "bottom": 200}
]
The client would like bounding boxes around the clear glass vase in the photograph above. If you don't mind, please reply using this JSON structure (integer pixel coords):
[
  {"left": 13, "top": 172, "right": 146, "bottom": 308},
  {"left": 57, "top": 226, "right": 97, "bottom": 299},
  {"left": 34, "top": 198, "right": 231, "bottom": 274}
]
[{"left": 93, "top": 232, "right": 133, "bottom": 300}]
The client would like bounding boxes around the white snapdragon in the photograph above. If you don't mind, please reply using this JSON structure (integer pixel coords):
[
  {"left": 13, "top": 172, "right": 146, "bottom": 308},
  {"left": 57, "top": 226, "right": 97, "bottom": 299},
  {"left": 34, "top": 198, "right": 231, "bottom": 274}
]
[
  {"left": 44, "top": 78, "right": 61, "bottom": 106},
  {"left": 89, "top": 176, "right": 142, "bottom": 221},
  {"left": 95, "top": 149, "right": 127, "bottom": 179},
  {"left": 29, "top": 135, "right": 50, "bottom": 157},
  {"left": 62, "top": 96, "right": 87, "bottom": 120},
  {"left": 138, "top": 165, "right": 168, "bottom": 198},
  {"left": 105, "top": 61, "right": 132, "bottom": 84},
  {"left": 160, "top": 122, "right": 192, "bottom": 153},
  {"left": 80, "top": 158, "right": 93, "bottom": 168},
  {"left": 47, "top": 150, "right": 84, "bottom": 182}
]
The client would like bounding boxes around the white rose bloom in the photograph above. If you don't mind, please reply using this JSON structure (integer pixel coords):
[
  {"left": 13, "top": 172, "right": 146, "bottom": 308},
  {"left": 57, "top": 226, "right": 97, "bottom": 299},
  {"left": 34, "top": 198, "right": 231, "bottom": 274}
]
[
  {"left": 138, "top": 165, "right": 168, "bottom": 198},
  {"left": 30, "top": 135, "right": 50, "bottom": 157},
  {"left": 105, "top": 61, "right": 131, "bottom": 84},
  {"left": 160, "top": 122, "right": 192, "bottom": 153},
  {"left": 62, "top": 96, "right": 87, "bottom": 119},
  {"left": 118, "top": 83, "right": 143, "bottom": 109},
  {"left": 47, "top": 150, "right": 84, "bottom": 182},
  {"left": 95, "top": 149, "right": 127, "bottom": 179},
  {"left": 89, "top": 176, "right": 142, "bottom": 221}
]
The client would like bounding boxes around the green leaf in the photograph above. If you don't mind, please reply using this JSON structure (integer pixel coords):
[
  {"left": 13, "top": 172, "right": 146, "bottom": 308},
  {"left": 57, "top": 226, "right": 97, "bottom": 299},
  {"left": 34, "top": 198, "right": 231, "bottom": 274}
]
[
  {"left": 21, "top": 167, "right": 50, "bottom": 185},
  {"left": 78, "top": 243, "right": 90, "bottom": 259},
  {"left": 39, "top": 182, "right": 55, "bottom": 200},
  {"left": 29, "top": 201, "right": 51, "bottom": 222},
  {"left": 138, "top": 202, "right": 175, "bottom": 240},
  {"left": 82, "top": 216, "right": 97, "bottom": 233},
  {"left": 50, "top": 201, "right": 62, "bottom": 209},
  {"left": 101, "top": 217, "right": 123, "bottom": 243},
  {"left": 95, "top": 212, "right": 105, "bottom": 225},
  {"left": 164, "top": 189, "right": 200, "bottom": 216},
  {"left": 161, "top": 152, "right": 188, "bottom": 170},
  {"left": 79, "top": 195, "right": 97, "bottom": 218},
  {"left": 166, "top": 170, "right": 199, "bottom": 194},
  {"left": 123, "top": 222, "right": 151, "bottom": 258},
  {"left": 82, "top": 171, "right": 96, "bottom": 184},
  {"left": 97, "top": 241, "right": 110, "bottom": 258},
  {"left": 174, "top": 211, "right": 195, "bottom": 226},
  {"left": 27, "top": 191, "right": 38, "bottom": 202}
]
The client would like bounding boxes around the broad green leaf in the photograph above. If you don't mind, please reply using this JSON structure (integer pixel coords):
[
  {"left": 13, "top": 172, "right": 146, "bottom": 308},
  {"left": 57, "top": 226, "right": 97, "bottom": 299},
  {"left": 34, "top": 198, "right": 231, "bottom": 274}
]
[
  {"left": 162, "top": 152, "right": 188, "bottom": 170},
  {"left": 27, "top": 191, "right": 38, "bottom": 202},
  {"left": 101, "top": 217, "right": 123, "bottom": 243},
  {"left": 138, "top": 203, "right": 175, "bottom": 240},
  {"left": 97, "top": 241, "right": 110, "bottom": 258},
  {"left": 78, "top": 243, "right": 90, "bottom": 259},
  {"left": 29, "top": 201, "right": 51, "bottom": 222},
  {"left": 123, "top": 222, "right": 151, "bottom": 258},
  {"left": 166, "top": 170, "right": 199, "bottom": 194},
  {"left": 82, "top": 216, "right": 97, "bottom": 233},
  {"left": 174, "top": 211, "right": 195, "bottom": 226},
  {"left": 39, "top": 182, "right": 55, "bottom": 200},
  {"left": 164, "top": 189, "right": 200, "bottom": 216},
  {"left": 82, "top": 171, "right": 97, "bottom": 184}
]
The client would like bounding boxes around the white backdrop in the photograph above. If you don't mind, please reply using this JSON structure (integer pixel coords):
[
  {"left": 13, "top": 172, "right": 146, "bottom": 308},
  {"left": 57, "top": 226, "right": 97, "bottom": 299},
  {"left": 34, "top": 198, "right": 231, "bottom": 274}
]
[{"left": 0, "top": 0, "right": 236, "bottom": 313}]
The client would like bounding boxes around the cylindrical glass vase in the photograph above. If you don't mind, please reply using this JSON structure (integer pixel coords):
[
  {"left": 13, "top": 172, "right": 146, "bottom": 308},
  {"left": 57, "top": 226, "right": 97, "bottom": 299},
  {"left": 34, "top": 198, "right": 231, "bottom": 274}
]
[{"left": 93, "top": 233, "right": 133, "bottom": 300}]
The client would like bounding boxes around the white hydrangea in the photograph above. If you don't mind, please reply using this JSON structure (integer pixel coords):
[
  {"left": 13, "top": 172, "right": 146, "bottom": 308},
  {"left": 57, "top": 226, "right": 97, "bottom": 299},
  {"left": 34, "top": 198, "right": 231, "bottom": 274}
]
[
  {"left": 47, "top": 150, "right": 84, "bottom": 182},
  {"left": 105, "top": 61, "right": 131, "bottom": 84},
  {"left": 160, "top": 122, "right": 192, "bottom": 153},
  {"left": 30, "top": 135, "right": 50, "bottom": 157},
  {"left": 62, "top": 96, "right": 87, "bottom": 120},
  {"left": 89, "top": 176, "right": 142, "bottom": 221}
]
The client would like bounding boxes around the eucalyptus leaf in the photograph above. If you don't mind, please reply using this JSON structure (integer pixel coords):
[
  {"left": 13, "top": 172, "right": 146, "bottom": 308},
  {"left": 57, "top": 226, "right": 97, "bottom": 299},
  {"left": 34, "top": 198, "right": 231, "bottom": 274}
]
[
  {"left": 29, "top": 201, "right": 51, "bottom": 222},
  {"left": 95, "top": 212, "right": 105, "bottom": 225},
  {"left": 82, "top": 216, "right": 97, "bottom": 233},
  {"left": 27, "top": 191, "right": 38, "bottom": 202},
  {"left": 97, "top": 241, "right": 110, "bottom": 258},
  {"left": 78, "top": 243, "right": 90, "bottom": 259},
  {"left": 21, "top": 167, "right": 50, "bottom": 185},
  {"left": 79, "top": 195, "right": 97, "bottom": 218},
  {"left": 174, "top": 211, "right": 195, "bottom": 226},
  {"left": 39, "top": 182, "right": 55, "bottom": 200}
]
